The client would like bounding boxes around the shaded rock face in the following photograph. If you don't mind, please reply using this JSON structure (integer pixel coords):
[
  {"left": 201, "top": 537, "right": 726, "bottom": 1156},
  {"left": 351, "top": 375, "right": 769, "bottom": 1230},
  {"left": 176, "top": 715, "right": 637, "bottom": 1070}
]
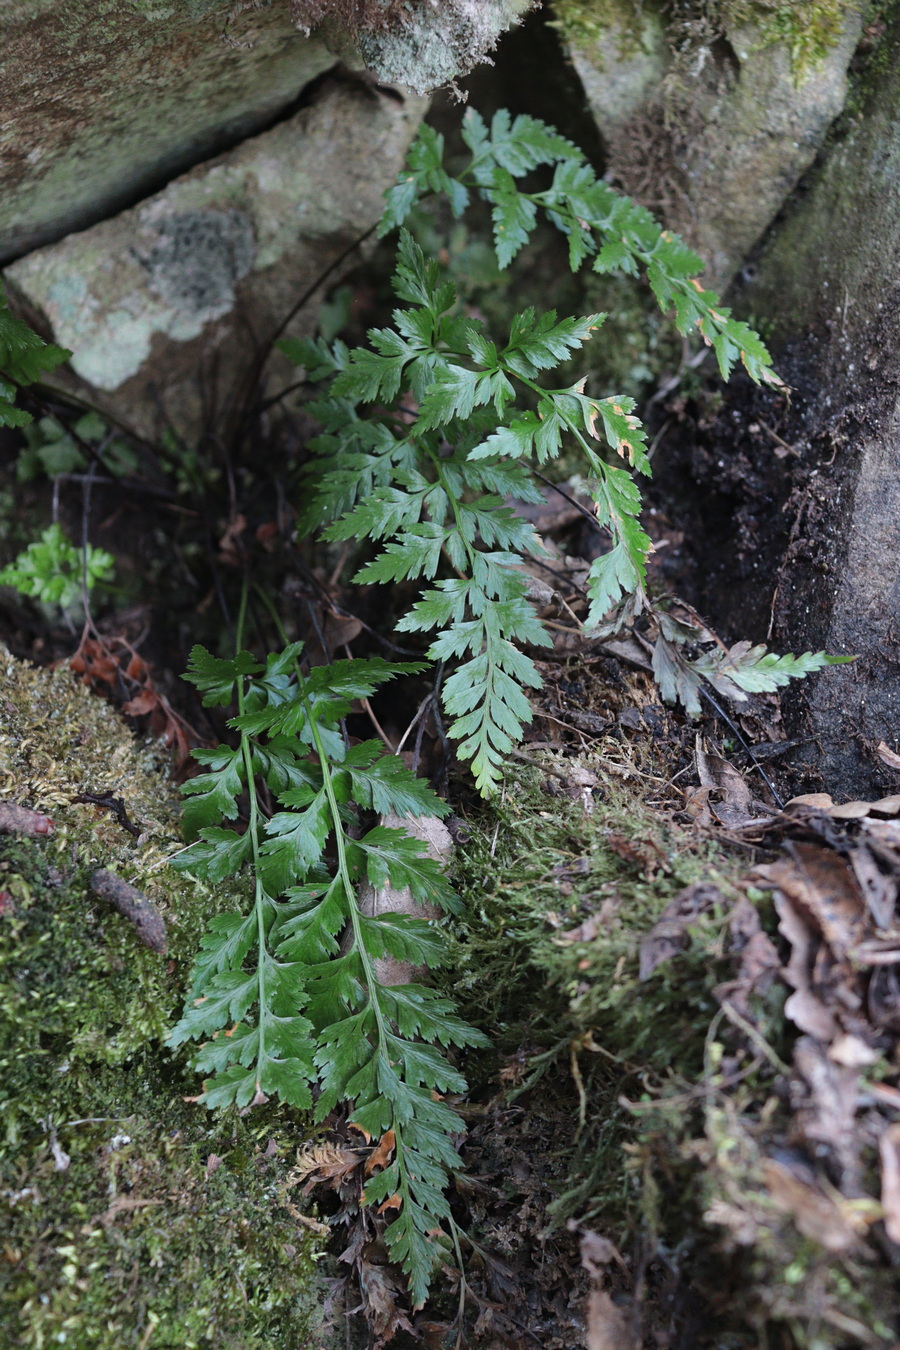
[
  {"left": 564, "top": 0, "right": 865, "bottom": 289},
  {"left": 737, "top": 20, "right": 900, "bottom": 798},
  {"left": 5, "top": 77, "right": 427, "bottom": 442},
  {"left": 0, "top": 0, "right": 336, "bottom": 264},
  {"left": 290, "top": 0, "right": 537, "bottom": 93}
]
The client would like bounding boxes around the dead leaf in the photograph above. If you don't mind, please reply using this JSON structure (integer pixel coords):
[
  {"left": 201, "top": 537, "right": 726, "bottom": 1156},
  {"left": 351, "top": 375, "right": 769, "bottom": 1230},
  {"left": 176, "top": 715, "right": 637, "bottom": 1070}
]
[
  {"left": 828, "top": 1034, "right": 878, "bottom": 1068},
  {"left": 579, "top": 1230, "right": 627, "bottom": 1280},
  {"left": 759, "top": 843, "right": 867, "bottom": 962},
  {"left": 357, "top": 1252, "right": 415, "bottom": 1339},
  {"left": 849, "top": 845, "right": 897, "bottom": 929},
  {"left": 586, "top": 1291, "right": 633, "bottom": 1350},
  {"left": 829, "top": 800, "right": 875, "bottom": 820},
  {"left": 880, "top": 1124, "right": 900, "bottom": 1244},
  {"left": 877, "top": 741, "right": 900, "bottom": 772},
  {"left": 365, "top": 1130, "right": 396, "bottom": 1176},
  {"left": 772, "top": 891, "right": 839, "bottom": 1041},
  {"left": 786, "top": 793, "right": 834, "bottom": 810},
  {"left": 684, "top": 784, "right": 714, "bottom": 826},
  {"left": 639, "top": 883, "right": 725, "bottom": 980},
  {"left": 695, "top": 738, "right": 761, "bottom": 828},
  {"left": 793, "top": 1037, "right": 860, "bottom": 1183},
  {"left": 762, "top": 1158, "right": 860, "bottom": 1252}
]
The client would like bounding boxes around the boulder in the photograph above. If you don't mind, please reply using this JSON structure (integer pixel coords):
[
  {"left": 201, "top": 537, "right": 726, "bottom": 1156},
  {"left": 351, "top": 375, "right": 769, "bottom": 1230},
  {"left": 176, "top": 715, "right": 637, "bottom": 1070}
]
[
  {"left": 4, "top": 77, "right": 427, "bottom": 444},
  {"left": 561, "top": 0, "right": 865, "bottom": 289},
  {"left": 738, "top": 17, "right": 900, "bottom": 798},
  {"left": 0, "top": 0, "right": 336, "bottom": 264}
]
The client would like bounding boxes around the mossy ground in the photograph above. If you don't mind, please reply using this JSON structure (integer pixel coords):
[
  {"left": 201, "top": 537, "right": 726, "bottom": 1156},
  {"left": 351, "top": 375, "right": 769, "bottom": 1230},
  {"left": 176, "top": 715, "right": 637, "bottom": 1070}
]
[
  {"left": 448, "top": 730, "right": 897, "bottom": 1347},
  {"left": 0, "top": 650, "right": 331, "bottom": 1348}
]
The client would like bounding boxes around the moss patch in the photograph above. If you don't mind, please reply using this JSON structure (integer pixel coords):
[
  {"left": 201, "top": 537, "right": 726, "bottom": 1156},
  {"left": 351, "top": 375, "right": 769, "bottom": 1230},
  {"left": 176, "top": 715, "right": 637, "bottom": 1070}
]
[
  {"left": 0, "top": 649, "right": 330, "bottom": 1347},
  {"left": 451, "top": 747, "right": 897, "bottom": 1346}
]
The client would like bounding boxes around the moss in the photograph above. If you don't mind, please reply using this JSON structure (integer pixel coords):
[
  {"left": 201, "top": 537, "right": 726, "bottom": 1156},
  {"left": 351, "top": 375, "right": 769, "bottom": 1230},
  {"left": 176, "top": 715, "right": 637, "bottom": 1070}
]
[
  {"left": 1, "top": 1063, "right": 329, "bottom": 1350},
  {"left": 452, "top": 749, "right": 896, "bottom": 1347},
  {"left": 0, "top": 649, "right": 330, "bottom": 1346},
  {"left": 727, "top": 0, "right": 847, "bottom": 79},
  {"left": 551, "top": 0, "right": 848, "bottom": 78}
]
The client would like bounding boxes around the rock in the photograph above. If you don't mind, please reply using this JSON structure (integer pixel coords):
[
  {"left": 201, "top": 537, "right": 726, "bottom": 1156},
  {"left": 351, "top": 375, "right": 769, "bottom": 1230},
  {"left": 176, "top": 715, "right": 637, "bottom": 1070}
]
[
  {"left": 291, "top": 0, "right": 537, "bottom": 94},
  {"left": 4, "top": 77, "right": 427, "bottom": 443},
  {"left": 737, "top": 18, "right": 900, "bottom": 798},
  {"left": 0, "top": 0, "right": 336, "bottom": 263},
  {"left": 563, "top": 1, "right": 865, "bottom": 289}
]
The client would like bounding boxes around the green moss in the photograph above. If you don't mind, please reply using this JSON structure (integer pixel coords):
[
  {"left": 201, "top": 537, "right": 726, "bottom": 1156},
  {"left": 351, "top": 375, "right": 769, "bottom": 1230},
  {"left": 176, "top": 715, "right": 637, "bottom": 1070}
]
[
  {"left": 0, "top": 650, "right": 329, "bottom": 1346},
  {"left": 548, "top": 0, "right": 650, "bottom": 53},
  {"left": 728, "top": 0, "right": 847, "bottom": 79},
  {"left": 551, "top": 0, "right": 848, "bottom": 78},
  {"left": 1, "top": 1063, "right": 328, "bottom": 1350},
  {"left": 452, "top": 752, "right": 895, "bottom": 1347}
]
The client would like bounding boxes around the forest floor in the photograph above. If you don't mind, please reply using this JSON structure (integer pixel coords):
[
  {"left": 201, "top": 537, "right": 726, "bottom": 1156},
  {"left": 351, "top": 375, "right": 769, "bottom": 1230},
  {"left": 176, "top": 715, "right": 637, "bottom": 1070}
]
[{"left": 3, "top": 98, "right": 900, "bottom": 1350}]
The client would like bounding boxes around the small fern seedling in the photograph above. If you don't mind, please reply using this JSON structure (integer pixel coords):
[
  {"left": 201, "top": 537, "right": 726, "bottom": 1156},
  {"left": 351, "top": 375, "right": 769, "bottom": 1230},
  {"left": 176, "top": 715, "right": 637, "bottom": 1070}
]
[
  {"left": 167, "top": 642, "right": 488, "bottom": 1304},
  {"left": 0, "top": 522, "right": 115, "bottom": 611},
  {"left": 282, "top": 110, "right": 852, "bottom": 791}
]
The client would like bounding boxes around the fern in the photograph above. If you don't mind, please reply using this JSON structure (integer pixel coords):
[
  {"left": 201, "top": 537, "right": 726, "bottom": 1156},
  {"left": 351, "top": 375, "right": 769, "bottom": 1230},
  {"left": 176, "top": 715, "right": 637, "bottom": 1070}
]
[
  {"left": 0, "top": 287, "right": 70, "bottom": 429},
  {"left": 0, "top": 523, "right": 115, "bottom": 610},
  {"left": 279, "top": 110, "right": 852, "bottom": 793},
  {"left": 167, "top": 642, "right": 488, "bottom": 1305}
]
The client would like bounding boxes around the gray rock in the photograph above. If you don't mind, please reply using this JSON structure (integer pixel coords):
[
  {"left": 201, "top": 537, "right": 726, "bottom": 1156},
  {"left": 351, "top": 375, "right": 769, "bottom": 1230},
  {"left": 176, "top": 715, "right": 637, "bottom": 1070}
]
[
  {"left": 739, "top": 20, "right": 900, "bottom": 798},
  {"left": 0, "top": 0, "right": 336, "bottom": 264},
  {"left": 353, "top": 0, "right": 537, "bottom": 95},
  {"left": 564, "top": 1, "right": 865, "bottom": 289},
  {"left": 5, "top": 78, "right": 427, "bottom": 442}
]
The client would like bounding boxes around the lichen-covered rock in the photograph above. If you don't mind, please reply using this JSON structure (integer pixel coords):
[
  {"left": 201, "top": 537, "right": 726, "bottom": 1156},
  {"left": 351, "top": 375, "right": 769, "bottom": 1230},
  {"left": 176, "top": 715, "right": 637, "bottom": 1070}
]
[
  {"left": 0, "top": 649, "right": 330, "bottom": 1346},
  {"left": 0, "top": 0, "right": 336, "bottom": 264},
  {"left": 291, "top": 0, "right": 537, "bottom": 94},
  {"left": 561, "top": 0, "right": 865, "bottom": 289},
  {"left": 4, "top": 77, "right": 427, "bottom": 443}
]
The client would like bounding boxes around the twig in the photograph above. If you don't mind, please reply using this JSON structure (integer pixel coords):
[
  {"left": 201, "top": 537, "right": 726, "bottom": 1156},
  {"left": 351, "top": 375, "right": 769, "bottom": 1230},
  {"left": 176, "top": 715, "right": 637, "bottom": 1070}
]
[{"left": 697, "top": 685, "right": 784, "bottom": 808}]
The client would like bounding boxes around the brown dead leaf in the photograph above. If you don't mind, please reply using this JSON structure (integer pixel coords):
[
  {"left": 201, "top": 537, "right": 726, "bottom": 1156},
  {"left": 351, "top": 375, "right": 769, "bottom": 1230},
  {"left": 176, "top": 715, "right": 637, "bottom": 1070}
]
[
  {"left": 786, "top": 793, "right": 834, "bottom": 810},
  {"left": 793, "top": 1036, "right": 861, "bottom": 1183},
  {"left": 324, "top": 612, "right": 364, "bottom": 650},
  {"left": 762, "top": 1157, "right": 860, "bottom": 1252},
  {"left": 684, "top": 784, "right": 714, "bottom": 826},
  {"left": 877, "top": 741, "right": 900, "bottom": 772},
  {"left": 849, "top": 845, "right": 897, "bottom": 929},
  {"left": 772, "top": 891, "right": 839, "bottom": 1041},
  {"left": 880, "top": 1123, "right": 900, "bottom": 1244},
  {"left": 759, "top": 843, "right": 867, "bottom": 962},
  {"left": 365, "top": 1130, "right": 396, "bottom": 1176},
  {"left": 714, "top": 896, "right": 781, "bottom": 1014},
  {"left": 695, "top": 738, "right": 758, "bottom": 828},
  {"left": 217, "top": 512, "right": 247, "bottom": 566},
  {"left": 639, "top": 882, "right": 725, "bottom": 980},
  {"left": 357, "top": 1252, "right": 415, "bottom": 1340},
  {"left": 557, "top": 915, "right": 601, "bottom": 945},
  {"left": 293, "top": 1143, "right": 363, "bottom": 1194},
  {"left": 586, "top": 1291, "right": 634, "bottom": 1350},
  {"left": 829, "top": 800, "right": 876, "bottom": 820}
]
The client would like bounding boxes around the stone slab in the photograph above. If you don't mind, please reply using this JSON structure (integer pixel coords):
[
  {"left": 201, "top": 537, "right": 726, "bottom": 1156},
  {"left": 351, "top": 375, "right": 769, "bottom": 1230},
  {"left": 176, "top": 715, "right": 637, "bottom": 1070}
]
[
  {"left": 5, "top": 77, "right": 427, "bottom": 442},
  {"left": 565, "top": 1, "right": 864, "bottom": 289},
  {"left": 0, "top": 0, "right": 335, "bottom": 263}
]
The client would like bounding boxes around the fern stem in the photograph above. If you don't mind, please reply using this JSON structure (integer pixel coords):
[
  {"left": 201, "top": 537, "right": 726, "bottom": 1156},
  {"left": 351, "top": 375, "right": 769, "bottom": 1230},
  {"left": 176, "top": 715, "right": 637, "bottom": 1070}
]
[{"left": 235, "top": 667, "right": 272, "bottom": 1100}]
